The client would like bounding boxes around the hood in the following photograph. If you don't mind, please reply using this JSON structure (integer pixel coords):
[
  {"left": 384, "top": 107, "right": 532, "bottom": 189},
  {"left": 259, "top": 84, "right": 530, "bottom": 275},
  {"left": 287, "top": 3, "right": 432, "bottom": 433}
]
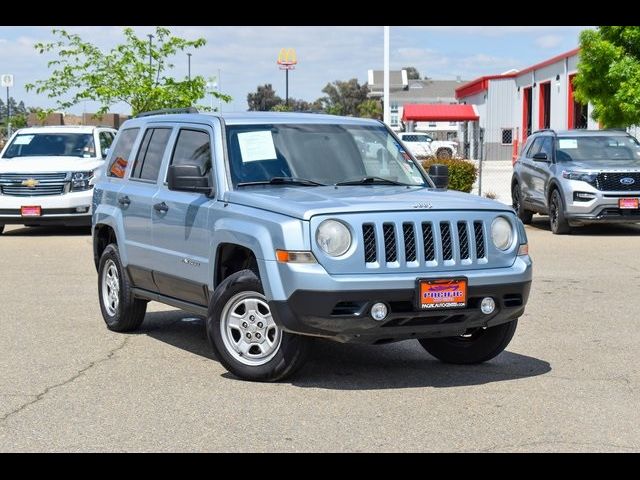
[
  {"left": 561, "top": 159, "right": 640, "bottom": 172},
  {"left": 225, "top": 185, "right": 510, "bottom": 220},
  {"left": 0, "top": 156, "right": 104, "bottom": 173}
]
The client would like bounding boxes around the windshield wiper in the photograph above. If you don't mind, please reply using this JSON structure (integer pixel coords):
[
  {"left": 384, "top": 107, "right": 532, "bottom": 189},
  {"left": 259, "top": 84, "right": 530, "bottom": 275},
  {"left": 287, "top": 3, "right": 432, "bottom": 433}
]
[
  {"left": 236, "top": 177, "right": 327, "bottom": 187},
  {"left": 335, "top": 176, "right": 412, "bottom": 186}
]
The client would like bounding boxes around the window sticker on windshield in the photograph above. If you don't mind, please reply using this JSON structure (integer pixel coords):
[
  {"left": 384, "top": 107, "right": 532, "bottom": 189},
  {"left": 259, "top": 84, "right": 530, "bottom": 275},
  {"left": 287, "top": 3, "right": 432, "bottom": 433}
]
[
  {"left": 559, "top": 139, "right": 578, "bottom": 149},
  {"left": 237, "top": 131, "right": 277, "bottom": 162},
  {"left": 14, "top": 135, "right": 34, "bottom": 145}
]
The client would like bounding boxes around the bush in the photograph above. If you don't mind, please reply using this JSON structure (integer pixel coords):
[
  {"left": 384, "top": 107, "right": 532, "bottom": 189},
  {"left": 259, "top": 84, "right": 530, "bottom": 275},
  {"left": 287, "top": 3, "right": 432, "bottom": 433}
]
[{"left": 421, "top": 158, "right": 477, "bottom": 193}]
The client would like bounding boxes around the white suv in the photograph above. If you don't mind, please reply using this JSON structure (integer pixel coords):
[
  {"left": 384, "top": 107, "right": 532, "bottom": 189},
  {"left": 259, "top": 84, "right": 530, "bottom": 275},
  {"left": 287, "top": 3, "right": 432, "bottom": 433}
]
[
  {"left": 0, "top": 125, "right": 116, "bottom": 234},
  {"left": 398, "top": 132, "right": 458, "bottom": 160}
]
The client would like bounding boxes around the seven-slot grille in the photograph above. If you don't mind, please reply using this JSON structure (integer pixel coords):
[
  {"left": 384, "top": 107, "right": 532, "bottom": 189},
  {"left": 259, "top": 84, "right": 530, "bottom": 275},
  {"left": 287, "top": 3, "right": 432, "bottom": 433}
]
[
  {"left": 0, "top": 172, "right": 69, "bottom": 197},
  {"left": 596, "top": 172, "right": 640, "bottom": 192},
  {"left": 363, "top": 220, "right": 486, "bottom": 267}
]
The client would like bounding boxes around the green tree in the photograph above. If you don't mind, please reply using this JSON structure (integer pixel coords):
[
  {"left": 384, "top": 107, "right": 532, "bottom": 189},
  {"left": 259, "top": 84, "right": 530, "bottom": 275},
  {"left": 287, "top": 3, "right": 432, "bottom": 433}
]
[
  {"left": 247, "top": 84, "right": 282, "bottom": 111},
  {"left": 319, "top": 79, "right": 369, "bottom": 117},
  {"left": 357, "top": 99, "right": 382, "bottom": 119},
  {"left": 26, "top": 27, "right": 230, "bottom": 116},
  {"left": 574, "top": 26, "right": 640, "bottom": 127},
  {"left": 403, "top": 66, "right": 421, "bottom": 80}
]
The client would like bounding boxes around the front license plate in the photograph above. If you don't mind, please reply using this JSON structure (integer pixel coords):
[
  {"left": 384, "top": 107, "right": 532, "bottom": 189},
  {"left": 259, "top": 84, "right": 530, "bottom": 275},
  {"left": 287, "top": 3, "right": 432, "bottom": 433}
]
[
  {"left": 417, "top": 278, "right": 467, "bottom": 310},
  {"left": 619, "top": 198, "right": 639, "bottom": 209},
  {"left": 20, "top": 206, "right": 42, "bottom": 217}
]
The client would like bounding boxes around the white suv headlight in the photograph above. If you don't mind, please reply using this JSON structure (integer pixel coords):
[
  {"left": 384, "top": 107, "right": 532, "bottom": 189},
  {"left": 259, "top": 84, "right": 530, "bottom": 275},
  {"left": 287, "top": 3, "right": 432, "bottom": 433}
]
[
  {"left": 491, "top": 217, "right": 514, "bottom": 251},
  {"left": 316, "top": 220, "right": 352, "bottom": 257}
]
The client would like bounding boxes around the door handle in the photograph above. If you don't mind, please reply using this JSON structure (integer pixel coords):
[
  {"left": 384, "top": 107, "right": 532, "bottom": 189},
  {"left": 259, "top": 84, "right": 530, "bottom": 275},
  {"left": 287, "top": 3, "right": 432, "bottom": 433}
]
[
  {"left": 118, "top": 195, "right": 131, "bottom": 207},
  {"left": 153, "top": 202, "right": 169, "bottom": 213}
]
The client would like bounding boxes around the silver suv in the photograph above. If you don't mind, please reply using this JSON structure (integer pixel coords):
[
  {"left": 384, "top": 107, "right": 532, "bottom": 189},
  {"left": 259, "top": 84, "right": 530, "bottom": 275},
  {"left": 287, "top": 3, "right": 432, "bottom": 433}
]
[
  {"left": 93, "top": 109, "right": 532, "bottom": 381},
  {"left": 512, "top": 129, "right": 640, "bottom": 234}
]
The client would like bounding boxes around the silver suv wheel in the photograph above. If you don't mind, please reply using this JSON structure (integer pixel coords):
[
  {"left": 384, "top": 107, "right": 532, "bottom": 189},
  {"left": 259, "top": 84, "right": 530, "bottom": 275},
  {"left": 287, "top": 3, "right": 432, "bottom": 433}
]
[
  {"left": 219, "top": 291, "right": 282, "bottom": 366},
  {"left": 101, "top": 259, "right": 120, "bottom": 317}
]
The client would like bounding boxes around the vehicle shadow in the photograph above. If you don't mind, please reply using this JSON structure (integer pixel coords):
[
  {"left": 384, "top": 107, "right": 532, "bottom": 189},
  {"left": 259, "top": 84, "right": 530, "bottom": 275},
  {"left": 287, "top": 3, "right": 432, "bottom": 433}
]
[
  {"left": 2, "top": 225, "right": 91, "bottom": 236},
  {"left": 140, "top": 310, "right": 551, "bottom": 390},
  {"left": 527, "top": 216, "right": 640, "bottom": 236}
]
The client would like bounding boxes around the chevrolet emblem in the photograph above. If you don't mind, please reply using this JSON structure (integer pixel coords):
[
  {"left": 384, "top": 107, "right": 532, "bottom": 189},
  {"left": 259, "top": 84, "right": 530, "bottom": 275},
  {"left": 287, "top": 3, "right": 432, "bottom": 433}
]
[{"left": 21, "top": 178, "right": 39, "bottom": 188}]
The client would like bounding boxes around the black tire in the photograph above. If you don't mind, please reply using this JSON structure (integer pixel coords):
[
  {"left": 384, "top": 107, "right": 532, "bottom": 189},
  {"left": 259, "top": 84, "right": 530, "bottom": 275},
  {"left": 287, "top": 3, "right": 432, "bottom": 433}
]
[
  {"left": 207, "top": 269, "right": 309, "bottom": 382},
  {"left": 97, "top": 243, "right": 147, "bottom": 332},
  {"left": 549, "top": 189, "right": 571, "bottom": 235},
  {"left": 419, "top": 319, "right": 518, "bottom": 364},
  {"left": 0, "top": 224, "right": 4, "bottom": 235},
  {"left": 512, "top": 183, "right": 533, "bottom": 224},
  {"left": 436, "top": 148, "right": 452, "bottom": 160}
]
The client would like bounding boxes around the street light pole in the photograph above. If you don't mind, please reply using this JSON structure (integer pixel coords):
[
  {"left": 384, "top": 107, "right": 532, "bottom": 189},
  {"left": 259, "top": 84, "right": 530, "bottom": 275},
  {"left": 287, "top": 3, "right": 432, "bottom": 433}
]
[{"left": 187, "top": 53, "right": 192, "bottom": 82}]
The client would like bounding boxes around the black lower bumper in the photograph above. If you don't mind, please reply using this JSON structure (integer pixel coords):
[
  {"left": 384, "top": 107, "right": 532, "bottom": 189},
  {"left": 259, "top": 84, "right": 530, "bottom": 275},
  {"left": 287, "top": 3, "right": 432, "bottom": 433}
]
[
  {"left": 569, "top": 207, "right": 640, "bottom": 225},
  {"left": 269, "top": 281, "right": 531, "bottom": 344}
]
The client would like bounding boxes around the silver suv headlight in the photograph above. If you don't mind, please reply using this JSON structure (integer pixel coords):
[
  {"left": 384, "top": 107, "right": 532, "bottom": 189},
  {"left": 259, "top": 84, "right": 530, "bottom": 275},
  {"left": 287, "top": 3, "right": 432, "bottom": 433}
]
[
  {"left": 316, "top": 219, "right": 352, "bottom": 257},
  {"left": 491, "top": 216, "right": 514, "bottom": 251}
]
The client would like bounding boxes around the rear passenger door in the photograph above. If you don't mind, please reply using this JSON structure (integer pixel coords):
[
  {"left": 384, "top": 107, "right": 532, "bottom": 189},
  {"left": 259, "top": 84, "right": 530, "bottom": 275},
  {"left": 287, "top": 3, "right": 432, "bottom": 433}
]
[
  {"left": 121, "top": 125, "right": 173, "bottom": 289},
  {"left": 519, "top": 136, "right": 544, "bottom": 207},
  {"left": 528, "top": 136, "right": 554, "bottom": 208},
  {"left": 150, "top": 126, "right": 216, "bottom": 306}
]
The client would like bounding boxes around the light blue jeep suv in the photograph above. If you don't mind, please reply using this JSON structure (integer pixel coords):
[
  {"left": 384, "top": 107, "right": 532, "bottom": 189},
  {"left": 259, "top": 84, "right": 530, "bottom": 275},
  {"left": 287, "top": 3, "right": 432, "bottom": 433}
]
[{"left": 92, "top": 109, "right": 532, "bottom": 381}]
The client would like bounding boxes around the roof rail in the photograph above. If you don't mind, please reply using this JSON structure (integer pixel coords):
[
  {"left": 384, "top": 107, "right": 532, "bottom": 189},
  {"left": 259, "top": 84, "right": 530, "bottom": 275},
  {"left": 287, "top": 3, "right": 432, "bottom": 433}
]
[
  {"left": 135, "top": 107, "right": 199, "bottom": 118},
  {"left": 532, "top": 129, "right": 556, "bottom": 135}
]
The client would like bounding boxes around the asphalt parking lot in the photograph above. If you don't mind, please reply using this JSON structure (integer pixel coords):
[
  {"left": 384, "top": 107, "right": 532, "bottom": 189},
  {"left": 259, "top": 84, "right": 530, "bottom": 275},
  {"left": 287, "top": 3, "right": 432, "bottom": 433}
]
[{"left": 1, "top": 219, "right": 639, "bottom": 452}]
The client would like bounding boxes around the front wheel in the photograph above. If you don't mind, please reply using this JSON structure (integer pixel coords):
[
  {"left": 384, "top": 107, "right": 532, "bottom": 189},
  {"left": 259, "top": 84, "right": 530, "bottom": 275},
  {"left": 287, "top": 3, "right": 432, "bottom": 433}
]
[
  {"left": 549, "top": 189, "right": 571, "bottom": 235},
  {"left": 0, "top": 224, "right": 4, "bottom": 235},
  {"left": 419, "top": 319, "right": 518, "bottom": 364},
  {"left": 207, "top": 269, "right": 310, "bottom": 382}
]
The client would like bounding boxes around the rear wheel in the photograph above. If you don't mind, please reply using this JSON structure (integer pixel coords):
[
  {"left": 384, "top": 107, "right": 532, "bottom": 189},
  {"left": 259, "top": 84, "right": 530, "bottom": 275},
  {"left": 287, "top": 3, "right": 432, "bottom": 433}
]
[
  {"left": 512, "top": 183, "right": 533, "bottom": 224},
  {"left": 419, "top": 319, "right": 518, "bottom": 364},
  {"left": 207, "top": 269, "right": 310, "bottom": 382},
  {"left": 0, "top": 224, "right": 4, "bottom": 235},
  {"left": 549, "top": 189, "right": 571, "bottom": 235},
  {"left": 98, "top": 244, "right": 147, "bottom": 332},
  {"left": 436, "top": 148, "right": 452, "bottom": 160}
]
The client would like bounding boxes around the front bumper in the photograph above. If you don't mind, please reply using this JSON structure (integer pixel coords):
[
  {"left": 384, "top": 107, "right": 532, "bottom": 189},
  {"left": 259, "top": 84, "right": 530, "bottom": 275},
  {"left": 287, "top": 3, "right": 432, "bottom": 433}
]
[
  {"left": 0, "top": 190, "right": 93, "bottom": 226},
  {"left": 267, "top": 255, "right": 532, "bottom": 343},
  {"left": 561, "top": 180, "right": 640, "bottom": 224}
]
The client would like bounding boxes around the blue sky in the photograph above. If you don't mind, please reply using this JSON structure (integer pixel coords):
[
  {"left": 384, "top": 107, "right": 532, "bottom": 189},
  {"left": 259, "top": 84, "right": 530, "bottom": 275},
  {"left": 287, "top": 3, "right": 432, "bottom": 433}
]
[{"left": 0, "top": 26, "right": 591, "bottom": 114}]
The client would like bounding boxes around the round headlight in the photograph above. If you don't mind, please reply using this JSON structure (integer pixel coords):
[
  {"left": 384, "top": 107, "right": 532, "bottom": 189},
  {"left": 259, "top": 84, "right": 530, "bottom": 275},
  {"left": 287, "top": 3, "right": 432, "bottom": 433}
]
[
  {"left": 316, "top": 220, "right": 352, "bottom": 257},
  {"left": 491, "top": 217, "right": 514, "bottom": 251}
]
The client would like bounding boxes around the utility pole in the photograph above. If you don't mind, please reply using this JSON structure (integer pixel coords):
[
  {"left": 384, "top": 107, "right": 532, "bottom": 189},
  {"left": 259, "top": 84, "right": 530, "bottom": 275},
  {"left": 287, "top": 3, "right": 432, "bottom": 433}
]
[
  {"left": 383, "top": 26, "right": 390, "bottom": 126},
  {"left": 147, "top": 34, "right": 154, "bottom": 81},
  {"left": 1, "top": 74, "right": 14, "bottom": 138},
  {"left": 187, "top": 53, "right": 192, "bottom": 81}
]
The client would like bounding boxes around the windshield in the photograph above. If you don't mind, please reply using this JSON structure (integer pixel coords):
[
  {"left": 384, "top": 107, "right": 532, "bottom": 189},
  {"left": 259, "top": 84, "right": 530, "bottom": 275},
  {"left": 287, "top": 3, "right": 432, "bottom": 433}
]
[
  {"left": 225, "top": 123, "right": 428, "bottom": 187},
  {"left": 555, "top": 135, "right": 640, "bottom": 162},
  {"left": 2, "top": 133, "right": 96, "bottom": 159}
]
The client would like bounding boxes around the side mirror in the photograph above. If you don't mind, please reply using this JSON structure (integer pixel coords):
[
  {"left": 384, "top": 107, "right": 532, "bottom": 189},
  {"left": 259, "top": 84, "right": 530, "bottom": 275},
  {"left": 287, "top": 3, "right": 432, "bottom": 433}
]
[
  {"left": 532, "top": 152, "right": 549, "bottom": 162},
  {"left": 428, "top": 164, "right": 449, "bottom": 189},
  {"left": 102, "top": 147, "right": 110, "bottom": 159},
  {"left": 167, "top": 164, "right": 212, "bottom": 195}
]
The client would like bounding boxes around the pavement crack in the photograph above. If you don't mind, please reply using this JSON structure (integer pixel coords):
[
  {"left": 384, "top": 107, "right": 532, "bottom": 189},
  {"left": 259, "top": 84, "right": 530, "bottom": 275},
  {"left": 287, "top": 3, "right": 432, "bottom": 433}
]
[{"left": 0, "top": 337, "right": 130, "bottom": 424}]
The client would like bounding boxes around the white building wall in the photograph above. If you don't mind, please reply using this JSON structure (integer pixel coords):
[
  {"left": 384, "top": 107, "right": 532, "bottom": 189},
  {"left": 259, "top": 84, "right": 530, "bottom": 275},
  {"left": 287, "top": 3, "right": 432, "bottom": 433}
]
[{"left": 486, "top": 78, "right": 516, "bottom": 143}]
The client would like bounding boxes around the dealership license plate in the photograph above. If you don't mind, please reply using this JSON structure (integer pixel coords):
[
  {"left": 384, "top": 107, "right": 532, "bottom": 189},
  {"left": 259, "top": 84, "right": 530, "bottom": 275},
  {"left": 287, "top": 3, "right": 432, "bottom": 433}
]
[
  {"left": 417, "top": 278, "right": 467, "bottom": 310},
  {"left": 20, "top": 206, "right": 42, "bottom": 217},
  {"left": 619, "top": 198, "right": 639, "bottom": 209}
]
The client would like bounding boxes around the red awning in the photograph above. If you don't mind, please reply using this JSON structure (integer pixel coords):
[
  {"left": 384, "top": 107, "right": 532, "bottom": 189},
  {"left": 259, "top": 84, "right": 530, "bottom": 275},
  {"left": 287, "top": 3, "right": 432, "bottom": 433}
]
[{"left": 401, "top": 104, "right": 479, "bottom": 122}]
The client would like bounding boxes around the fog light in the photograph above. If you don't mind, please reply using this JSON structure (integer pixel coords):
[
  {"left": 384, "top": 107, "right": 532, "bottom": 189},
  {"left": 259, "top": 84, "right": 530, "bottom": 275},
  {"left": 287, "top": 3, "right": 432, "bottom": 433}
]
[
  {"left": 481, "top": 297, "right": 496, "bottom": 315},
  {"left": 371, "top": 302, "right": 388, "bottom": 321},
  {"left": 75, "top": 206, "right": 89, "bottom": 213}
]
